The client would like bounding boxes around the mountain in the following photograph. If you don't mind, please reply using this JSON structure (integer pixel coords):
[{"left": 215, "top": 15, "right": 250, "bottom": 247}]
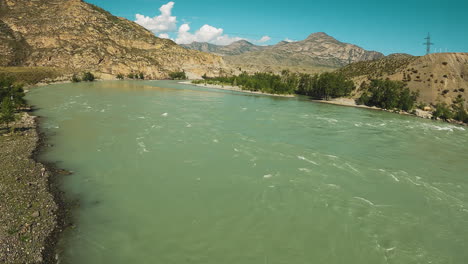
[
  {"left": 181, "top": 40, "right": 267, "bottom": 56},
  {"left": 338, "top": 53, "right": 468, "bottom": 105},
  {"left": 0, "top": 0, "right": 225, "bottom": 79},
  {"left": 224, "top": 32, "right": 384, "bottom": 72}
]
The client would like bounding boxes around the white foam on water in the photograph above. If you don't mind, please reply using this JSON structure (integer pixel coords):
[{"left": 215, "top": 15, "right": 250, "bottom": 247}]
[
  {"left": 317, "top": 117, "right": 338, "bottom": 123},
  {"left": 406, "top": 178, "right": 421, "bottom": 186},
  {"left": 326, "top": 155, "right": 338, "bottom": 159},
  {"left": 297, "top": 156, "right": 318, "bottom": 165},
  {"left": 298, "top": 168, "right": 311, "bottom": 173},
  {"left": 213, "top": 139, "right": 219, "bottom": 143},
  {"left": 234, "top": 148, "right": 240, "bottom": 152},
  {"left": 263, "top": 174, "right": 273, "bottom": 179},
  {"left": 186, "top": 123, "right": 192, "bottom": 128},
  {"left": 241, "top": 107, "right": 248, "bottom": 111},
  {"left": 161, "top": 113, "right": 168, "bottom": 117},
  {"left": 353, "top": 196, "right": 375, "bottom": 206},
  {"left": 389, "top": 174, "right": 400, "bottom": 182},
  {"left": 345, "top": 163, "right": 359, "bottom": 173},
  {"left": 137, "top": 142, "right": 149, "bottom": 153},
  {"left": 327, "top": 184, "right": 340, "bottom": 189},
  {"left": 100, "top": 109, "right": 105, "bottom": 113},
  {"left": 138, "top": 116, "right": 145, "bottom": 119}
]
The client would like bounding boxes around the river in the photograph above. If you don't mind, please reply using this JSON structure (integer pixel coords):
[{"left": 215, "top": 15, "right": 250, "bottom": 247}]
[{"left": 27, "top": 80, "right": 468, "bottom": 264}]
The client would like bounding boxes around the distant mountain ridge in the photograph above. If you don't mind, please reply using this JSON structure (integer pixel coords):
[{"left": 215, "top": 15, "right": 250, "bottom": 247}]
[
  {"left": 182, "top": 32, "right": 384, "bottom": 72},
  {"left": 0, "top": 0, "right": 224, "bottom": 79},
  {"left": 182, "top": 40, "right": 267, "bottom": 56}
]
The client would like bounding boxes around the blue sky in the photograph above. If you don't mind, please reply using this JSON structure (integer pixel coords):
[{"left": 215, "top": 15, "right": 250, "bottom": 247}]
[{"left": 86, "top": 0, "right": 468, "bottom": 56}]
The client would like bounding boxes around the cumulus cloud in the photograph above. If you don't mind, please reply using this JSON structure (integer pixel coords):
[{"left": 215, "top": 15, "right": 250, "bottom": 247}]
[
  {"left": 135, "top": 2, "right": 177, "bottom": 34},
  {"left": 257, "top": 36, "right": 271, "bottom": 43},
  {"left": 135, "top": 2, "right": 272, "bottom": 46},
  {"left": 284, "top": 38, "right": 295, "bottom": 42},
  {"left": 176, "top": 24, "right": 244, "bottom": 45}
]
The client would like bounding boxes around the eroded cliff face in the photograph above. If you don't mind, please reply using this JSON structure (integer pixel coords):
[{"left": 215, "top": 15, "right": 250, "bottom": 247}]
[{"left": 0, "top": 0, "right": 225, "bottom": 79}]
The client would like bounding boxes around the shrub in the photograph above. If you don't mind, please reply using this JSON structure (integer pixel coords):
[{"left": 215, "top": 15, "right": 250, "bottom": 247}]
[
  {"left": 127, "top": 73, "right": 135, "bottom": 79},
  {"left": 71, "top": 74, "right": 81, "bottom": 83},
  {"left": 168, "top": 71, "right": 187, "bottom": 80},
  {"left": 82, "top": 72, "right": 95, "bottom": 82},
  {"left": 139, "top": 72, "right": 144, "bottom": 80},
  {"left": 432, "top": 103, "right": 453, "bottom": 120},
  {"left": 116, "top": 73, "right": 124, "bottom": 80}
]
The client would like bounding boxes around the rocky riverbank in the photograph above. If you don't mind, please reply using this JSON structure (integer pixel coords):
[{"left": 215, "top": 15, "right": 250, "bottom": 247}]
[
  {"left": 315, "top": 97, "right": 467, "bottom": 126},
  {"left": 0, "top": 112, "right": 67, "bottom": 264}
]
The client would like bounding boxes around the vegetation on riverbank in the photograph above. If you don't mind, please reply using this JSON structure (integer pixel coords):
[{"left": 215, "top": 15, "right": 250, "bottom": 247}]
[
  {"left": 356, "top": 79, "right": 419, "bottom": 111},
  {"left": 432, "top": 96, "right": 468, "bottom": 123},
  {"left": 169, "top": 71, "right": 187, "bottom": 80},
  {"left": 71, "top": 72, "right": 96, "bottom": 83},
  {"left": 0, "top": 67, "right": 63, "bottom": 85},
  {"left": 193, "top": 71, "right": 355, "bottom": 97},
  {"left": 0, "top": 75, "right": 27, "bottom": 132}
]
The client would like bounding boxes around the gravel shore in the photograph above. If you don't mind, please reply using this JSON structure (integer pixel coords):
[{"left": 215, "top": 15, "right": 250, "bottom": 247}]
[{"left": 0, "top": 112, "right": 66, "bottom": 264}]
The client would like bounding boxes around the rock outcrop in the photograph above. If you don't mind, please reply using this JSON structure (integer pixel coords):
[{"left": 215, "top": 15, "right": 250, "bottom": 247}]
[{"left": 0, "top": 0, "right": 225, "bottom": 79}]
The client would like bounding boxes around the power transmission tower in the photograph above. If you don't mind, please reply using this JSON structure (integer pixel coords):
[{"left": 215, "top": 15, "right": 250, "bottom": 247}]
[{"left": 423, "top": 33, "right": 434, "bottom": 55}]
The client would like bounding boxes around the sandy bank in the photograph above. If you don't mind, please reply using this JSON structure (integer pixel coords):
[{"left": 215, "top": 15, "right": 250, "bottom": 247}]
[{"left": 179, "top": 81, "right": 296, "bottom": 98}]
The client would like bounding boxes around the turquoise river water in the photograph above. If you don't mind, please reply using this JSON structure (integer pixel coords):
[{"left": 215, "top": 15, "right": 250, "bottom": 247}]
[{"left": 27, "top": 81, "right": 468, "bottom": 264}]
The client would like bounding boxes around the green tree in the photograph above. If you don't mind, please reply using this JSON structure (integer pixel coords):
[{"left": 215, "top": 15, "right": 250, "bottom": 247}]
[
  {"left": 116, "top": 73, "right": 124, "bottom": 80},
  {"left": 0, "top": 97, "right": 17, "bottom": 132},
  {"left": 358, "top": 79, "right": 418, "bottom": 111},
  {"left": 451, "top": 96, "right": 468, "bottom": 123}
]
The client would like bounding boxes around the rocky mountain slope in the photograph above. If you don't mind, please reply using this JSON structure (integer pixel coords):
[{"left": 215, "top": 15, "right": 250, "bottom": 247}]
[
  {"left": 0, "top": 0, "right": 225, "bottom": 79},
  {"left": 223, "top": 32, "right": 384, "bottom": 73},
  {"left": 339, "top": 53, "right": 468, "bottom": 105},
  {"left": 182, "top": 40, "right": 267, "bottom": 56}
]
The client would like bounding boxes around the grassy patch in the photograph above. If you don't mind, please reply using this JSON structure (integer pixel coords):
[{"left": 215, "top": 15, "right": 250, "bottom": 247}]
[{"left": 0, "top": 67, "right": 63, "bottom": 85}]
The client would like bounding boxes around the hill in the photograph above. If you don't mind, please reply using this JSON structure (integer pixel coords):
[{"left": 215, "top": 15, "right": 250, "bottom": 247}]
[
  {"left": 181, "top": 40, "right": 267, "bottom": 56},
  {"left": 339, "top": 53, "right": 468, "bottom": 105},
  {"left": 0, "top": 0, "right": 225, "bottom": 79},
  {"left": 223, "top": 32, "right": 384, "bottom": 73}
]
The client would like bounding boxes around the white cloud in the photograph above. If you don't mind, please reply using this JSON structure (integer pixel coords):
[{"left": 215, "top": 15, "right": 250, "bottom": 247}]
[
  {"left": 159, "top": 33, "right": 170, "bottom": 39},
  {"left": 135, "top": 2, "right": 271, "bottom": 46},
  {"left": 284, "top": 38, "right": 295, "bottom": 42},
  {"left": 135, "top": 2, "right": 177, "bottom": 34},
  {"left": 257, "top": 36, "right": 271, "bottom": 43},
  {"left": 175, "top": 24, "right": 244, "bottom": 45}
]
